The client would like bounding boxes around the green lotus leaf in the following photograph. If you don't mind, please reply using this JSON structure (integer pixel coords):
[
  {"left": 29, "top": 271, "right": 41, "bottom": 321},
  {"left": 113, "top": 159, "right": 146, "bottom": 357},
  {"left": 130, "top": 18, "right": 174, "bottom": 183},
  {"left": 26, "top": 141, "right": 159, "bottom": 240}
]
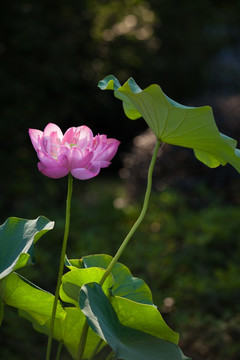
[
  {"left": 99, "top": 75, "right": 240, "bottom": 173},
  {"left": 67, "top": 254, "right": 178, "bottom": 344},
  {"left": 111, "top": 295, "right": 178, "bottom": 344},
  {"left": 0, "top": 272, "right": 65, "bottom": 324},
  {"left": 1, "top": 272, "right": 105, "bottom": 359},
  {"left": 0, "top": 216, "right": 54, "bottom": 280},
  {"left": 80, "top": 283, "right": 190, "bottom": 360},
  {"left": 20, "top": 307, "right": 105, "bottom": 359},
  {"left": 67, "top": 254, "right": 153, "bottom": 305},
  {"left": 60, "top": 266, "right": 114, "bottom": 307}
]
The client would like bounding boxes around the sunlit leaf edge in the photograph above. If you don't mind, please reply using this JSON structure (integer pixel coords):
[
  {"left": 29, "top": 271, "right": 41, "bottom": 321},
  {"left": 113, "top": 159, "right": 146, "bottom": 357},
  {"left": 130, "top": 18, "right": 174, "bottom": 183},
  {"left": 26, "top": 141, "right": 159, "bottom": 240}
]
[{"left": 0, "top": 216, "right": 54, "bottom": 280}]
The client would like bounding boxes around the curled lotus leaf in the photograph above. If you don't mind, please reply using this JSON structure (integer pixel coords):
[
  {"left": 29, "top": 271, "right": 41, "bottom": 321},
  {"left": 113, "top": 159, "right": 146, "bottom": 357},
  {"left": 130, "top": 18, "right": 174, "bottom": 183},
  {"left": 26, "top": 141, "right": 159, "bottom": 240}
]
[
  {"left": 99, "top": 75, "right": 240, "bottom": 173},
  {"left": 0, "top": 216, "right": 54, "bottom": 280}
]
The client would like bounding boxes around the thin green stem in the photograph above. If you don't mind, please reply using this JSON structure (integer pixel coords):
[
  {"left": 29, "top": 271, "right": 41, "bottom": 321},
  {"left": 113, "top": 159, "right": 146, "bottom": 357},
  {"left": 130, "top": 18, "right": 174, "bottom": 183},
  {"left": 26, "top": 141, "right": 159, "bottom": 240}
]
[
  {"left": 76, "top": 139, "right": 161, "bottom": 360},
  {"left": 56, "top": 341, "right": 64, "bottom": 360},
  {"left": 88, "top": 339, "right": 103, "bottom": 360},
  {"left": 77, "top": 320, "right": 89, "bottom": 360},
  {"left": 46, "top": 173, "right": 73, "bottom": 360},
  {"left": 99, "top": 139, "right": 161, "bottom": 286}
]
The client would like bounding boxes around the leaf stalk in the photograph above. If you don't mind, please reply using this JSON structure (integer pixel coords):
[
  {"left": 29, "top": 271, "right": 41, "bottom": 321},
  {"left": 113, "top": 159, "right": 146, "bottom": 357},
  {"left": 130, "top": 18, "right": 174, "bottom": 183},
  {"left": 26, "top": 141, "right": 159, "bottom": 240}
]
[{"left": 99, "top": 139, "right": 161, "bottom": 286}]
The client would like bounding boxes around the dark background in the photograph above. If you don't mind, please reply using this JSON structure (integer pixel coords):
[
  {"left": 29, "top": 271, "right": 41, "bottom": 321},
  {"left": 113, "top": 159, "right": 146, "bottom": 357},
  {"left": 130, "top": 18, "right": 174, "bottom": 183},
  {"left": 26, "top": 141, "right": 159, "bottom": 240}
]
[{"left": 1, "top": 1, "right": 240, "bottom": 359}]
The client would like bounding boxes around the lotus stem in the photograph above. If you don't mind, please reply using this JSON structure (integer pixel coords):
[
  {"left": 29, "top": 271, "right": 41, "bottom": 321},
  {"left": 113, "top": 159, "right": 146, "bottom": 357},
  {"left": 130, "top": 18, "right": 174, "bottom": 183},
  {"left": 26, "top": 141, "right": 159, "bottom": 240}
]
[{"left": 46, "top": 173, "right": 73, "bottom": 360}]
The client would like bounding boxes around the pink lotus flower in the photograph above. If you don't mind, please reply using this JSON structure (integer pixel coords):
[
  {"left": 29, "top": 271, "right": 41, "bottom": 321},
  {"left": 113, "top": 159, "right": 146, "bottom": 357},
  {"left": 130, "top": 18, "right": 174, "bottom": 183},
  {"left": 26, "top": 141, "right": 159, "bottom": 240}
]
[{"left": 29, "top": 123, "right": 120, "bottom": 180}]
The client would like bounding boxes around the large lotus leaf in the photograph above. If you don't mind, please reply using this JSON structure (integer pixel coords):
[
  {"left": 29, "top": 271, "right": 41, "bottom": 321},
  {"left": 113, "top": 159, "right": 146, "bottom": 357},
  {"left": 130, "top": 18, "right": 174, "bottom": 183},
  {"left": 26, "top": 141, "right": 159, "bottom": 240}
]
[
  {"left": 99, "top": 75, "right": 240, "bottom": 173},
  {"left": 67, "top": 254, "right": 153, "bottom": 305},
  {"left": 20, "top": 307, "right": 105, "bottom": 359},
  {"left": 80, "top": 283, "right": 190, "bottom": 360},
  {"left": 0, "top": 216, "right": 54, "bottom": 279},
  {"left": 111, "top": 295, "right": 178, "bottom": 344},
  {"left": 67, "top": 255, "right": 179, "bottom": 344},
  {"left": 0, "top": 272, "right": 65, "bottom": 324},
  {"left": 60, "top": 267, "right": 114, "bottom": 307}
]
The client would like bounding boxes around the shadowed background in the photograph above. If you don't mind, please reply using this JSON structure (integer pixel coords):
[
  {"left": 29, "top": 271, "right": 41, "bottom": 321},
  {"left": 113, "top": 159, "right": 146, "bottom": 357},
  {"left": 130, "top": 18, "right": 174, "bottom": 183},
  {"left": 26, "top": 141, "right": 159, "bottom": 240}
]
[{"left": 1, "top": 1, "right": 240, "bottom": 359}]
